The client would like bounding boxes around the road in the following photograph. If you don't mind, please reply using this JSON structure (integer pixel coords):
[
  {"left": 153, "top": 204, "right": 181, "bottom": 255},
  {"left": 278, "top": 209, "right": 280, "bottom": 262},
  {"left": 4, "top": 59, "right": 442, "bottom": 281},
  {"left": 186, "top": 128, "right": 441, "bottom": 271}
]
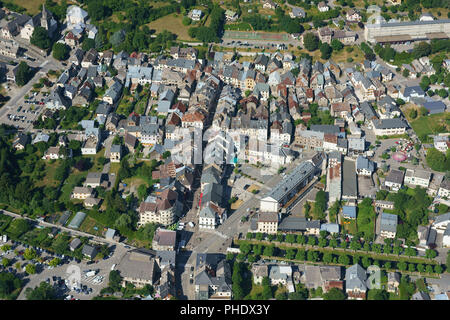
[
  {"left": 178, "top": 156, "right": 312, "bottom": 299},
  {"left": 0, "top": 209, "right": 134, "bottom": 250}
]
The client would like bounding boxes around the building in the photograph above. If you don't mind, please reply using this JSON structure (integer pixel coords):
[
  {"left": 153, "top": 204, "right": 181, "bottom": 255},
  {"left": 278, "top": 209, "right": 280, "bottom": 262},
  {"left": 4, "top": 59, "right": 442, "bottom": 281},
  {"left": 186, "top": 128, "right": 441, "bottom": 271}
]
[
  {"left": 277, "top": 216, "right": 320, "bottom": 235},
  {"left": 69, "top": 238, "right": 81, "bottom": 251},
  {"left": 194, "top": 253, "right": 232, "bottom": 300},
  {"left": 252, "top": 264, "right": 269, "bottom": 285},
  {"left": 110, "top": 144, "right": 122, "bottom": 163},
  {"left": 365, "top": 18, "right": 450, "bottom": 44},
  {"left": 20, "top": 6, "right": 57, "bottom": 41},
  {"left": 384, "top": 169, "right": 404, "bottom": 191},
  {"left": 380, "top": 212, "right": 398, "bottom": 238},
  {"left": 269, "top": 265, "right": 295, "bottom": 292},
  {"left": 318, "top": 2, "right": 330, "bottom": 12},
  {"left": 190, "top": 9, "right": 203, "bottom": 21},
  {"left": 438, "top": 179, "right": 450, "bottom": 198},
  {"left": 356, "top": 156, "right": 374, "bottom": 176},
  {"left": 342, "top": 206, "right": 357, "bottom": 219},
  {"left": 138, "top": 189, "right": 183, "bottom": 226},
  {"left": 0, "top": 38, "right": 19, "bottom": 58},
  {"left": 66, "top": 5, "right": 88, "bottom": 26},
  {"left": 301, "top": 265, "right": 343, "bottom": 292},
  {"left": 256, "top": 212, "right": 278, "bottom": 235},
  {"left": 82, "top": 244, "right": 97, "bottom": 260},
  {"left": 345, "top": 264, "right": 367, "bottom": 300},
  {"left": 152, "top": 228, "right": 176, "bottom": 251},
  {"left": 71, "top": 187, "right": 94, "bottom": 200},
  {"left": 372, "top": 118, "right": 408, "bottom": 136},
  {"left": 387, "top": 272, "right": 400, "bottom": 294},
  {"left": 432, "top": 212, "right": 450, "bottom": 233},
  {"left": 117, "top": 249, "right": 158, "bottom": 288},
  {"left": 346, "top": 9, "right": 361, "bottom": 22},
  {"left": 260, "top": 159, "right": 318, "bottom": 212},
  {"left": 404, "top": 169, "right": 432, "bottom": 188}
]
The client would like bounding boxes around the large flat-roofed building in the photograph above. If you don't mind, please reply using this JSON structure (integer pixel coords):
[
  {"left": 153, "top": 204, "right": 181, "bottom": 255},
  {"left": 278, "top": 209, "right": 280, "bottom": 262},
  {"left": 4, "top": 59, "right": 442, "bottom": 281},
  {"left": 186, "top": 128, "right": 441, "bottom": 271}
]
[
  {"left": 117, "top": 249, "right": 158, "bottom": 288},
  {"left": 364, "top": 19, "right": 450, "bottom": 44},
  {"left": 260, "top": 160, "right": 317, "bottom": 212}
]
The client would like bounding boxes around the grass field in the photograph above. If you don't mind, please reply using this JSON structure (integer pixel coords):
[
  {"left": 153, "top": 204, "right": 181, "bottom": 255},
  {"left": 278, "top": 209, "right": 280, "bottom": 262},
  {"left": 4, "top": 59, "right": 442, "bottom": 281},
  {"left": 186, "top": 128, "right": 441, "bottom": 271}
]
[
  {"left": 331, "top": 45, "right": 365, "bottom": 64},
  {"left": 59, "top": 170, "right": 88, "bottom": 203},
  {"left": 357, "top": 202, "right": 376, "bottom": 240},
  {"left": 12, "top": 0, "right": 46, "bottom": 15},
  {"left": 79, "top": 215, "right": 105, "bottom": 237},
  {"left": 34, "top": 161, "right": 60, "bottom": 188},
  {"left": 148, "top": 13, "right": 195, "bottom": 41},
  {"left": 409, "top": 112, "right": 450, "bottom": 141}
]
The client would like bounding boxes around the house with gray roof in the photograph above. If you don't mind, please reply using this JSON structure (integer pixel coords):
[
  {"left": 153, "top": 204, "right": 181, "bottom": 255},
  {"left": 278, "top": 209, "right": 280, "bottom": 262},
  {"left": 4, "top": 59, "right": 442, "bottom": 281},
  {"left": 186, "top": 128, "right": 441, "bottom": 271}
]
[
  {"left": 345, "top": 264, "right": 367, "bottom": 300},
  {"left": 82, "top": 244, "right": 97, "bottom": 259},
  {"left": 380, "top": 212, "right": 397, "bottom": 238},
  {"left": 356, "top": 155, "right": 374, "bottom": 176}
]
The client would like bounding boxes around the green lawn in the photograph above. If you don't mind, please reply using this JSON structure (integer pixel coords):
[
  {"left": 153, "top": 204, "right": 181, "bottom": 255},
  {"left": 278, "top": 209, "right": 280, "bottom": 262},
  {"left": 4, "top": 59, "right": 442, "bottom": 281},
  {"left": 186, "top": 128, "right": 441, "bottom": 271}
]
[
  {"left": 83, "top": 148, "right": 106, "bottom": 172},
  {"left": 79, "top": 215, "right": 106, "bottom": 237},
  {"left": 342, "top": 219, "right": 357, "bottom": 235},
  {"left": 357, "top": 202, "right": 376, "bottom": 240},
  {"left": 59, "top": 170, "right": 88, "bottom": 203},
  {"left": 410, "top": 113, "right": 450, "bottom": 142}
]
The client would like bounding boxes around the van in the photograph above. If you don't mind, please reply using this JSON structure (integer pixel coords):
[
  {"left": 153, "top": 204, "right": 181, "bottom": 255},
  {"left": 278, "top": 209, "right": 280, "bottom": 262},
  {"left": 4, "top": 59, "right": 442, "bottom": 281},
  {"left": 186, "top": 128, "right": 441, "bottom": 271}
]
[{"left": 111, "top": 264, "right": 116, "bottom": 271}]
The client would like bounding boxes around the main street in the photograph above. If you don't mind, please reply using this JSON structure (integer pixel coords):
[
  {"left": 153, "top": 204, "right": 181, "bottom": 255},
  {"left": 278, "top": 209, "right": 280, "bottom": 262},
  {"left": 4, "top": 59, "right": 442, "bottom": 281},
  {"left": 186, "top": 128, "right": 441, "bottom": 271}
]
[{"left": 178, "top": 155, "right": 313, "bottom": 299}]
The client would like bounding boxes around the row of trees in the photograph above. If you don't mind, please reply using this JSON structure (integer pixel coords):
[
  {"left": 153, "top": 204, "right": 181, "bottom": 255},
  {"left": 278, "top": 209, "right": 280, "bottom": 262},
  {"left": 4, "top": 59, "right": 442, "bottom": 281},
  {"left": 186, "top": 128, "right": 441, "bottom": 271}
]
[
  {"left": 238, "top": 242, "right": 445, "bottom": 274},
  {"left": 245, "top": 230, "right": 433, "bottom": 259}
]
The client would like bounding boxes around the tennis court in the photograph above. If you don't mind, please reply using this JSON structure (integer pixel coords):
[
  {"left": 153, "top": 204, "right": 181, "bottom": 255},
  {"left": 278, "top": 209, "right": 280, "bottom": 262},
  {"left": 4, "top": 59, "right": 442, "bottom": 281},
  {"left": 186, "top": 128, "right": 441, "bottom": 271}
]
[{"left": 223, "top": 30, "right": 289, "bottom": 41}]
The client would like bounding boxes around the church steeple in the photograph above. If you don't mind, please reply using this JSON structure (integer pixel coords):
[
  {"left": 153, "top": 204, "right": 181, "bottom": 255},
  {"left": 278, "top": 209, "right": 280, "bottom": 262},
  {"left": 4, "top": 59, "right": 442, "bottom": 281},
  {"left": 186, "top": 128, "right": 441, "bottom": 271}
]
[{"left": 41, "top": 4, "right": 48, "bottom": 30}]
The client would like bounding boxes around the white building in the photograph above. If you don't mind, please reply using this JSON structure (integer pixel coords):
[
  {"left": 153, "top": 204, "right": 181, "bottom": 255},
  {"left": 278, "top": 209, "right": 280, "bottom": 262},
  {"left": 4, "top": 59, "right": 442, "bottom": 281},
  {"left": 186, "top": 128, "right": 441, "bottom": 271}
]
[{"left": 404, "top": 169, "right": 432, "bottom": 188}]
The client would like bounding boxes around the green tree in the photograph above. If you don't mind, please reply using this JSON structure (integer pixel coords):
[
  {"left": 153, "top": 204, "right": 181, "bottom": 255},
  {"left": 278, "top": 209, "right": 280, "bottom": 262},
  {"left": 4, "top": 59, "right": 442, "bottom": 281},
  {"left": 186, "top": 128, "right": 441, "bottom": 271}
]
[
  {"left": 323, "top": 288, "right": 346, "bottom": 300},
  {"left": 25, "top": 264, "right": 36, "bottom": 275},
  {"left": 303, "top": 33, "right": 319, "bottom": 51},
  {"left": 30, "top": 26, "right": 51, "bottom": 50},
  {"left": 320, "top": 43, "right": 333, "bottom": 59},
  {"left": 331, "top": 39, "right": 343, "bottom": 51},
  {"left": 52, "top": 42, "right": 70, "bottom": 61},
  {"left": 23, "top": 248, "right": 37, "bottom": 261},
  {"left": 368, "top": 289, "right": 389, "bottom": 300},
  {"left": 25, "top": 282, "right": 57, "bottom": 300},
  {"left": 15, "top": 62, "right": 33, "bottom": 87}
]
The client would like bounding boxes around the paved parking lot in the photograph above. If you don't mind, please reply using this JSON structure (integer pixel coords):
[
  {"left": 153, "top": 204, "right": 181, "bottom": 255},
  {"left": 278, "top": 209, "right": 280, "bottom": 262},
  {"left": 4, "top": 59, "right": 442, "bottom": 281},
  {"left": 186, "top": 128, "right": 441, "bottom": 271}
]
[
  {"left": 358, "top": 175, "right": 377, "bottom": 198},
  {"left": 0, "top": 240, "right": 129, "bottom": 300}
]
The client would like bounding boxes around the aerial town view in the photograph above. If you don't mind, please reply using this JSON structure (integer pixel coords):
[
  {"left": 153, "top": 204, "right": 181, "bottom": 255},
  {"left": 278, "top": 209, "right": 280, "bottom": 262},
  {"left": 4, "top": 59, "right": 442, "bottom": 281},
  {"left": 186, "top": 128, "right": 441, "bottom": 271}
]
[{"left": 0, "top": 0, "right": 448, "bottom": 305}]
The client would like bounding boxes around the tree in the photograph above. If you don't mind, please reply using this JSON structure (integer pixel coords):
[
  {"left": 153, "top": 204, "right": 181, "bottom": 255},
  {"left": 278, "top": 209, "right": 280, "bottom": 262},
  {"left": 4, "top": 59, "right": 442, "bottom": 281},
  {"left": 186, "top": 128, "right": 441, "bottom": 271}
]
[
  {"left": 295, "top": 249, "right": 306, "bottom": 261},
  {"left": 52, "top": 43, "right": 70, "bottom": 61},
  {"left": 303, "top": 33, "right": 319, "bottom": 51},
  {"left": 109, "top": 270, "right": 122, "bottom": 292},
  {"left": 48, "top": 258, "right": 61, "bottom": 267},
  {"left": 30, "top": 26, "right": 51, "bottom": 50},
  {"left": 323, "top": 288, "right": 346, "bottom": 300},
  {"left": 2, "top": 258, "right": 10, "bottom": 268},
  {"left": 368, "top": 289, "right": 389, "bottom": 300},
  {"left": 413, "top": 42, "right": 432, "bottom": 59},
  {"left": 320, "top": 43, "right": 332, "bottom": 59},
  {"left": 409, "top": 109, "right": 418, "bottom": 119},
  {"left": 331, "top": 39, "right": 343, "bottom": 51},
  {"left": 82, "top": 38, "right": 95, "bottom": 51},
  {"left": 15, "top": 62, "right": 33, "bottom": 87},
  {"left": 434, "top": 264, "right": 443, "bottom": 274},
  {"left": 425, "top": 249, "right": 437, "bottom": 259},
  {"left": 314, "top": 190, "right": 327, "bottom": 220},
  {"left": 263, "top": 245, "right": 274, "bottom": 257},
  {"left": 426, "top": 148, "right": 449, "bottom": 172},
  {"left": 23, "top": 248, "right": 38, "bottom": 260},
  {"left": 25, "top": 264, "right": 36, "bottom": 275},
  {"left": 338, "top": 254, "right": 350, "bottom": 265},
  {"left": 402, "top": 68, "right": 410, "bottom": 78},
  {"left": 25, "top": 282, "right": 57, "bottom": 300},
  {"left": 275, "top": 291, "right": 288, "bottom": 300}
]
